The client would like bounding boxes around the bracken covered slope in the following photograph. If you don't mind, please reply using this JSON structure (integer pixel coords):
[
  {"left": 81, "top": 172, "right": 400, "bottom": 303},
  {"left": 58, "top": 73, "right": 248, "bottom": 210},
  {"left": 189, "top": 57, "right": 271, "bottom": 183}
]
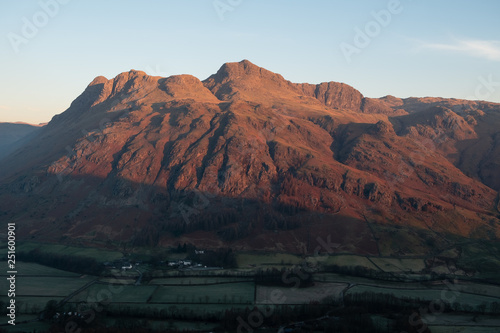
[{"left": 1, "top": 60, "right": 499, "bottom": 254}]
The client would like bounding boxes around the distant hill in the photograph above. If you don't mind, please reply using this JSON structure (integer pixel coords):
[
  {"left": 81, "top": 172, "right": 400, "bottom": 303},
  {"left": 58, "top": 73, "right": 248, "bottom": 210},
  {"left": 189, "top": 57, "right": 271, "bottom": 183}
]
[{"left": 0, "top": 122, "right": 44, "bottom": 161}]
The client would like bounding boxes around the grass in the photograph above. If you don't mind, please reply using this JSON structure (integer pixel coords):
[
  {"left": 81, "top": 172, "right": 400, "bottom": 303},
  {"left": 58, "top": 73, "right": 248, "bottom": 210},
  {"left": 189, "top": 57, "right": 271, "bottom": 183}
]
[
  {"left": 456, "top": 243, "right": 500, "bottom": 282},
  {"left": 256, "top": 282, "right": 347, "bottom": 304},
  {"left": 106, "top": 268, "right": 140, "bottom": 278},
  {"left": 17, "top": 241, "right": 123, "bottom": 262},
  {"left": 369, "top": 257, "right": 426, "bottom": 273},
  {"left": 316, "top": 273, "right": 383, "bottom": 284},
  {"left": 236, "top": 253, "right": 303, "bottom": 267},
  {"left": 99, "top": 277, "right": 136, "bottom": 284},
  {"left": 149, "top": 282, "right": 255, "bottom": 304},
  {"left": 0, "top": 276, "right": 95, "bottom": 297},
  {"left": 372, "top": 224, "right": 432, "bottom": 257},
  {"left": 71, "top": 284, "right": 157, "bottom": 303},
  {"left": 453, "top": 282, "right": 500, "bottom": 298},
  {"left": 148, "top": 277, "right": 252, "bottom": 285},
  {"left": 1, "top": 261, "right": 81, "bottom": 277},
  {"left": 324, "top": 254, "right": 378, "bottom": 270},
  {"left": 2, "top": 258, "right": 498, "bottom": 333}
]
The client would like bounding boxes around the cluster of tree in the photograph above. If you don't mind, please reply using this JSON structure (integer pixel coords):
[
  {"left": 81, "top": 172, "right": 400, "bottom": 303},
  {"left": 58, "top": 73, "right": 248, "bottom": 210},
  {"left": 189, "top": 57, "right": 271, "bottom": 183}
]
[
  {"left": 131, "top": 225, "right": 160, "bottom": 247},
  {"left": 137, "top": 194, "right": 316, "bottom": 244},
  {"left": 324, "top": 264, "right": 379, "bottom": 278},
  {"left": 18, "top": 249, "right": 102, "bottom": 275},
  {"left": 132, "top": 208, "right": 240, "bottom": 244},
  {"left": 216, "top": 221, "right": 252, "bottom": 241},
  {"left": 263, "top": 212, "right": 302, "bottom": 231},
  {"left": 345, "top": 291, "right": 500, "bottom": 316},
  {"left": 167, "top": 208, "right": 239, "bottom": 236},
  {"left": 174, "top": 243, "right": 189, "bottom": 253},
  {"left": 321, "top": 311, "right": 384, "bottom": 333},
  {"left": 449, "top": 300, "right": 500, "bottom": 314},
  {"left": 344, "top": 291, "right": 429, "bottom": 313},
  {"left": 220, "top": 304, "right": 387, "bottom": 332},
  {"left": 319, "top": 306, "right": 430, "bottom": 333},
  {"left": 99, "top": 304, "right": 222, "bottom": 322},
  {"left": 46, "top": 322, "right": 201, "bottom": 333},
  {"left": 94, "top": 303, "right": 337, "bottom": 331},
  {"left": 150, "top": 269, "right": 255, "bottom": 279}
]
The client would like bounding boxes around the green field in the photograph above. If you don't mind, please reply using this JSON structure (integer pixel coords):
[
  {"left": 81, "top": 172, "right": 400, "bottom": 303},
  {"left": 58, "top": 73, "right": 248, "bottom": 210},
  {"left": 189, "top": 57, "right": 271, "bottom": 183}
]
[
  {"left": 324, "top": 254, "right": 379, "bottom": 270},
  {"left": 369, "top": 257, "right": 426, "bottom": 273},
  {"left": 0, "top": 276, "right": 95, "bottom": 297},
  {"left": 456, "top": 243, "right": 500, "bottom": 282},
  {"left": 452, "top": 282, "right": 500, "bottom": 298},
  {"left": 106, "top": 268, "right": 140, "bottom": 278},
  {"left": 2, "top": 245, "right": 499, "bottom": 332},
  {"left": 149, "top": 282, "right": 255, "bottom": 304},
  {"left": 99, "top": 277, "right": 136, "bottom": 284},
  {"left": 71, "top": 284, "right": 158, "bottom": 303},
  {"left": 2, "top": 261, "right": 81, "bottom": 277},
  {"left": 71, "top": 283, "right": 156, "bottom": 303},
  {"left": 16, "top": 242, "right": 123, "bottom": 262},
  {"left": 236, "top": 253, "right": 303, "bottom": 267},
  {"left": 148, "top": 277, "right": 252, "bottom": 285},
  {"left": 256, "top": 282, "right": 347, "bottom": 304}
]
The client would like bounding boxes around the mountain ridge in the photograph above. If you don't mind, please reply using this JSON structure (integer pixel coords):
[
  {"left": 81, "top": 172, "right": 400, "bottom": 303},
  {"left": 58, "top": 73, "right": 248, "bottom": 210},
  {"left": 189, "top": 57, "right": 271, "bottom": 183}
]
[{"left": 1, "top": 60, "right": 499, "bottom": 253}]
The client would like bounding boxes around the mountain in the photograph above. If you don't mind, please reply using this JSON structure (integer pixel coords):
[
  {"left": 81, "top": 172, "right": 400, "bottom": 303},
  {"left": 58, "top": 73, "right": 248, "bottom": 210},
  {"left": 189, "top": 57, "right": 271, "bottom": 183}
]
[
  {"left": 0, "top": 122, "right": 44, "bottom": 161},
  {"left": 1, "top": 60, "right": 499, "bottom": 255}
]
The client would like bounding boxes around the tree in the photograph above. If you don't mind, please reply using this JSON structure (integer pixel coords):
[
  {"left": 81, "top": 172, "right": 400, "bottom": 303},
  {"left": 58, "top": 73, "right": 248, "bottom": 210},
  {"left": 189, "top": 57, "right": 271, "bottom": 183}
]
[{"left": 43, "top": 300, "right": 59, "bottom": 319}]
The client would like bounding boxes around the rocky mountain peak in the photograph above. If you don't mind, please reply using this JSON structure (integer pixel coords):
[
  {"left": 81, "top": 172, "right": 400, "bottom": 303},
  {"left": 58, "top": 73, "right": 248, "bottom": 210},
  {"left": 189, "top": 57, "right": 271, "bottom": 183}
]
[
  {"left": 88, "top": 75, "right": 108, "bottom": 86},
  {"left": 1, "top": 61, "right": 499, "bottom": 250}
]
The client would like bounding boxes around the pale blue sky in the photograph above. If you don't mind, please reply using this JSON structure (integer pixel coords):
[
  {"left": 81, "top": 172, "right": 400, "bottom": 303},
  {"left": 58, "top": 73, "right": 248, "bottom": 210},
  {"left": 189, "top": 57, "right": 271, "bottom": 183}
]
[{"left": 1, "top": 0, "right": 499, "bottom": 123}]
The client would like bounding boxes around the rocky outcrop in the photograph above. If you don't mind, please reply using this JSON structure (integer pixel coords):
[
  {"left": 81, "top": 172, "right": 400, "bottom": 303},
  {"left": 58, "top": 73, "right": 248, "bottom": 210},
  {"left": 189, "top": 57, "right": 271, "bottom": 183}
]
[{"left": 0, "top": 60, "right": 499, "bottom": 247}]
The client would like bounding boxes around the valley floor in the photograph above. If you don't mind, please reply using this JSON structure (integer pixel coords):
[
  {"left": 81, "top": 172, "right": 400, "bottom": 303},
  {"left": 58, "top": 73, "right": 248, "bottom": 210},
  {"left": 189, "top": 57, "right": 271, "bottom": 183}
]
[{"left": 1, "top": 241, "right": 500, "bottom": 332}]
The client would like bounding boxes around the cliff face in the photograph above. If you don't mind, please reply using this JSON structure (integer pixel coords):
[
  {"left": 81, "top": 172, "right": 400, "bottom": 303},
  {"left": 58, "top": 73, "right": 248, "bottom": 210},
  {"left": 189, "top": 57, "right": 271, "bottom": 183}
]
[{"left": 1, "top": 60, "right": 499, "bottom": 252}]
